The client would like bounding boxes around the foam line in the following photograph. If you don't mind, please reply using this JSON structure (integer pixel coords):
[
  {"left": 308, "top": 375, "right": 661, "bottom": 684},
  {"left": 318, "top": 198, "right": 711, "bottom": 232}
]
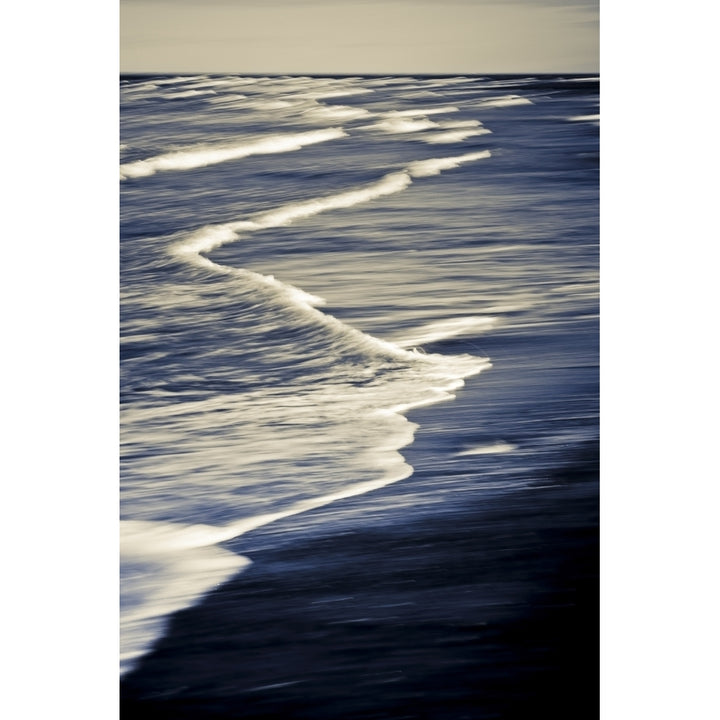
[
  {"left": 407, "top": 150, "right": 491, "bottom": 177},
  {"left": 423, "top": 128, "right": 493, "bottom": 144},
  {"left": 252, "top": 171, "right": 413, "bottom": 228},
  {"left": 119, "top": 128, "right": 347, "bottom": 180},
  {"left": 171, "top": 151, "right": 494, "bottom": 378},
  {"left": 173, "top": 150, "right": 491, "bottom": 266},
  {"left": 120, "top": 462, "right": 416, "bottom": 675},
  {"left": 393, "top": 316, "right": 497, "bottom": 348}
]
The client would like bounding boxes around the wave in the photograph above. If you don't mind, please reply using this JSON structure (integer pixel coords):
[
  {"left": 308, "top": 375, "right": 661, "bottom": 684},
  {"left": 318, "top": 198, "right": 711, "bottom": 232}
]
[
  {"left": 477, "top": 95, "right": 534, "bottom": 108},
  {"left": 119, "top": 128, "right": 347, "bottom": 180},
  {"left": 121, "top": 81, "right": 159, "bottom": 94},
  {"left": 174, "top": 78, "right": 241, "bottom": 90},
  {"left": 169, "top": 152, "right": 494, "bottom": 399},
  {"left": 407, "top": 150, "right": 491, "bottom": 177},
  {"left": 147, "top": 75, "right": 208, "bottom": 86},
  {"left": 120, "top": 349, "right": 493, "bottom": 677},
  {"left": 559, "top": 76, "right": 600, "bottom": 82},
  {"left": 120, "top": 460, "right": 417, "bottom": 675},
  {"left": 422, "top": 121, "right": 492, "bottom": 144},
  {"left": 120, "top": 519, "right": 252, "bottom": 676},
  {"left": 122, "top": 148, "right": 495, "bottom": 675},
  {"left": 568, "top": 114, "right": 600, "bottom": 122},
  {"left": 174, "top": 150, "right": 492, "bottom": 260},
  {"left": 423, "top": 129, "right": 492, "bottom": 144},
  {"left": 298, "top": 103, "right": 373, "bottom": 123},
  {"left": 361, "top": 116, "right": 440, "bottom": 135},
  {"left": 392, "top": 316, "right": 497, "bottom": 348},
  {"left": 299, "top": 87, "right": 374, "bottom": 100}
]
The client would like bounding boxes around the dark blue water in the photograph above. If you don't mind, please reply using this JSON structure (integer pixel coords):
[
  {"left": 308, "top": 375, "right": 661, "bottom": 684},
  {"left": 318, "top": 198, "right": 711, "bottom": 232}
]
[{"left": 120, "top": 74, "right": 598, "bottom": 716}]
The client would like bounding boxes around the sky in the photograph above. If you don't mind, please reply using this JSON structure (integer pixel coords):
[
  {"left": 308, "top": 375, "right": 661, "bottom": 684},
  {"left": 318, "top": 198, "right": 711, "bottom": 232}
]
[{"left": 120, "top": 0, "right": 599, "bottom": 74}]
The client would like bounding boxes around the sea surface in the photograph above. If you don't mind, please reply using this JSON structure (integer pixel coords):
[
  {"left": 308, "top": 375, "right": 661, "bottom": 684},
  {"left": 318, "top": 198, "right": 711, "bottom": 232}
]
[{"left": 120, "top": 74, "right": 599, "bottom": 717}]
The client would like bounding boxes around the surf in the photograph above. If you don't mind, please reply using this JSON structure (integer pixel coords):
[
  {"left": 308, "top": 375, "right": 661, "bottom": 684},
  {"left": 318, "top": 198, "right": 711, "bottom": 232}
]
[{"left": 119, "top": 128, "right": 348, "bottom": 180}]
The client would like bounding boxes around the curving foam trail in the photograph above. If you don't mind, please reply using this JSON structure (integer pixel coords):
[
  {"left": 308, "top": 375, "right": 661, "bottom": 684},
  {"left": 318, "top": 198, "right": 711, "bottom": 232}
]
[
  {"left": 251, "top": 171, "right": 413, "bottom": 229},
  {"left": 172, "top": 149, "right": 493, "bottom": 344},
  {"left": 122, "top": 147, "right": 495, "bottom": 675},
  {"left": 407, "top": 150, "right": 491, "bottom": 177},
  {"left": 393, "top": 316, "right": 498, "bottom": 348},
  {"left": 119, "top": 128, "right": 347, "bottom": 180},
  {"left": 172, "top": 150, "right": 493, "bottom": 367}
]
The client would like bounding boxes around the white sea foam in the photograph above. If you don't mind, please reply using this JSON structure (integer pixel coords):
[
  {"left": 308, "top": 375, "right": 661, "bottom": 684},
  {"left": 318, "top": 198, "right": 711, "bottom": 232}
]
[
  {"left": 423, "top": 127, "right": 493, "bottom": 144},
  {"left": 362, "top": 117, "right": 440, "bottom": 135},
  {"left": 568, "top": 114, "right": 600, "bottom": 122},
  {"left": 393, "top": 316, "right": 497, "bottom": 348},
  {"left": 120, "top": 520, "right": 251, "bottom": 675},
  {"left": 121, "top": 81, "right": 158, "bottom": 94},
  {"left": 407, "top": 150, "right": 491, "bottom": 177},
  {"left": 456, "top": 441, "right": 517, "bottom": 456},
  {"left": 124, "top": 149, "right": 496, "bottom": 673},
  {"left": 174, "top": 151, "right": 492, "bottom": 269},
  {"left": 252, "top": 171, "right": 413, "bottom": 228},
  {"left": 299, "top": 104, "right": 372, "bottom": 122},
  {"left": 119, "top": 128, "right": 347, "bottom": 179},
  {"left": 121, "top": 461, "right": 420, "bottom": 676},
  {"left": 173, "top": 150, "right": 492, "bottom": 267},
  {"left": 440, "top": 120, "right": 485, "bottom": 129},
  {"left": 477, "top": 95, "right": 534, "bottom": 108}
]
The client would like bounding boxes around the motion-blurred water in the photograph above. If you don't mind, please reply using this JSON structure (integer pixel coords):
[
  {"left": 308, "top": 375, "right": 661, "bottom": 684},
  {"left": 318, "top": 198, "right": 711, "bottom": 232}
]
[{"left": 120, "top": 74, "right": 599, "bottom": 676}]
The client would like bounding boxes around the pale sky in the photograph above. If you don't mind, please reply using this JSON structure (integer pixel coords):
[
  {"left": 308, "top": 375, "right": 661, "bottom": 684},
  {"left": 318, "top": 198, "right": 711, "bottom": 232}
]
[{"left": 120, "top": 0, "right": 599, "bottom": 74}]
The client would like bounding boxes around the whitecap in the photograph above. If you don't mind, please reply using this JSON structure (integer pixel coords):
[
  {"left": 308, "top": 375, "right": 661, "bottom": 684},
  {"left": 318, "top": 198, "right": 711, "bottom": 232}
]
[
  {"left": 568, "top": 114, "right": 600, "bottom": 122},
  {"left": 119, "top": 128, "right": 347, "bottom": 180},
  {"left": 477, "top": 95, "right": 533, "bottom": 108},
  {"left": 393, "top": 316, "right": 497, "bottom": 348},
  {"left": 407, "top": 149, "right": 491, "bottom": 177},
  {"left": 361, "top": 116, "right": 440, "bottom": 135}
]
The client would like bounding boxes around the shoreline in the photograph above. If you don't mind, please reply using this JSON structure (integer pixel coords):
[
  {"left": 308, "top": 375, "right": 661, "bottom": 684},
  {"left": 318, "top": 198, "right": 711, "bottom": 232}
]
[
  {"left": 120, "top": 435, "right": 598, "bottom": 719},
  {"left": 121, "top": 327, "right": 599, "bottom": 719}
]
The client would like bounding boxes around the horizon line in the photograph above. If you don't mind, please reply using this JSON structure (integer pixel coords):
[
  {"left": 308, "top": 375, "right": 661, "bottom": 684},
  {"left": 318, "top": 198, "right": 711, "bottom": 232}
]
[{"left": 120, "top": 71, "right": 600, "bottom": 78}]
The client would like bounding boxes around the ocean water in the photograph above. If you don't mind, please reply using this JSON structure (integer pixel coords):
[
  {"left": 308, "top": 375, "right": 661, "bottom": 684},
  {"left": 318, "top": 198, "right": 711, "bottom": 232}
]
[{"left": 120, "top": 73, "right": 599, "bottom": 696}]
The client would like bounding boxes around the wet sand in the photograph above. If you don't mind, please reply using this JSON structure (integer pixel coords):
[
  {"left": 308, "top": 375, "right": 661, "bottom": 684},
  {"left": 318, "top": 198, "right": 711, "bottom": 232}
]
[{"left": 120, "top": 441, "right": 598, "bottom": 720}]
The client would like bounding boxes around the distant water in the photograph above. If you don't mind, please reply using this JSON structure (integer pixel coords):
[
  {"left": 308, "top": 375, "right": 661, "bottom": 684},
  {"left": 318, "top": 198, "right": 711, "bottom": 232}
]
[{"left": 120, "top": 74, "right": 599, "bottom": 677}]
